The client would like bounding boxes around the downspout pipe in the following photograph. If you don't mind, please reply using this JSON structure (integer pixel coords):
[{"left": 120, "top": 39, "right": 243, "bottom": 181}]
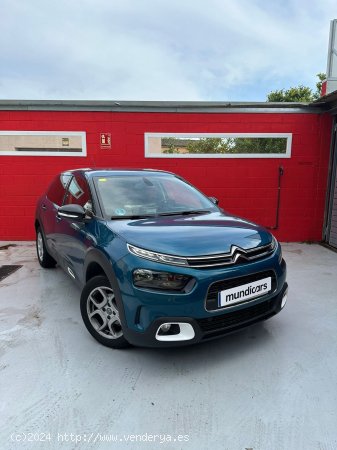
[{"left": 267, "top": 166, "right": 284, "bottom": 231}]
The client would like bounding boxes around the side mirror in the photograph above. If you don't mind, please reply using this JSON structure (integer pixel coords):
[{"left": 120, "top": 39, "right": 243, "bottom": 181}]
[
  {"left": 208, "top": 196, "right": 219, "bottom": 205},
  {"left": 58, "top": 204, "right": 86, "bottom": 221}
]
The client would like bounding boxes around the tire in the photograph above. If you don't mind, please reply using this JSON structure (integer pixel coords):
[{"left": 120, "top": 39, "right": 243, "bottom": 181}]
[
  {"left": 80, "top": 275, "right": 130, "bottom": 349},
  {"left": 36, "top": 227, "right": 57, "bottom": 268}
]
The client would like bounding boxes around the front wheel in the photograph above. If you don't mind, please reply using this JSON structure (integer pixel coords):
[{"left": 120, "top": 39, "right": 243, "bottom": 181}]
[
  {"left": 80, "top": 275, "right": 129, "bottom": 349},
  {"left": 36, "top": 227, "right": 57, "bottom": 268}
]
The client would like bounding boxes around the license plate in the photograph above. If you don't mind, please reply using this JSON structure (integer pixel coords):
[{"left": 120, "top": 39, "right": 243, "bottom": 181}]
[{"left": 218, "top": 277, "right": 271, "bottom": 308}]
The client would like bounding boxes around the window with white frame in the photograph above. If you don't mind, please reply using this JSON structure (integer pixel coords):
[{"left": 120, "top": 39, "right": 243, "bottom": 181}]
[
  {"left": 0, "top": 131, "right": 86, "bottom": 156},
  {"left": 145, "top": 133, "right": 292, "bottom": 158}
]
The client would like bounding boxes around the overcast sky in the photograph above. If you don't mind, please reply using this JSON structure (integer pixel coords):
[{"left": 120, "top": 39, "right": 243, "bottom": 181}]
[{"left": 0, "top": 0, "right": 334, "bottom": 101}]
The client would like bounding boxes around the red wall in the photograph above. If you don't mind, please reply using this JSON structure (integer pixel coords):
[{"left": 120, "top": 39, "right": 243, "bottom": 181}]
[{"left": 0, "top": 110, "right": 332, "bottom": 241}]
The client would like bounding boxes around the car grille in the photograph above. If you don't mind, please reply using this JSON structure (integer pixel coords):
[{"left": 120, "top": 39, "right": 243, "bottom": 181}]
[
  {"left": 186, "top": 242, "right": 275, "bottom": 269},
  {"left": 205, "top": 270, "right": 277, "bottom": 311},
  {"left": 197, "top": 299, "right": 276, "bottom": 337}
]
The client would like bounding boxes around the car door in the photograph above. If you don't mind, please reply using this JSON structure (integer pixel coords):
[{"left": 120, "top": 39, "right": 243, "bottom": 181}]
[
  {"left": 41, "top": 173, "right": 72, "bottom": 258},
  {"left": 55, "top": 174, "right": 95, "bottom": 284}
]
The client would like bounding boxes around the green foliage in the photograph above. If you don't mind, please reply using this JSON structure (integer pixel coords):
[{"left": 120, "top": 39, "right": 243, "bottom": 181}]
[
  {"left": 229, "top": 137, "right": 286, "bottom": 154},
  {"left": 267, "top": 85, "right": 314, "bottom": 102},
  {"left": 162, "top": 137, "right": 180, "bottom": 154},
  {"left": 267, "top": 73, "right": 326, "bottom": 102},
  {"left": 313, "top": 72, "right": 326, "bottom": 100},
  {"left": 161, "top": 137, "right": 287, "bottom": 155},
  {"left": 163, "top": 147, "right": 180, "bottom": 154},
  {"left": 186, "top": 138, "right": 225, "bottom": 154}
]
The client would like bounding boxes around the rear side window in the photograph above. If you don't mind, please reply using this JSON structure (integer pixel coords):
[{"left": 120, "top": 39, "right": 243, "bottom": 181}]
[{"left": 47, "top": 174, "right": 72, "bottom": 205}]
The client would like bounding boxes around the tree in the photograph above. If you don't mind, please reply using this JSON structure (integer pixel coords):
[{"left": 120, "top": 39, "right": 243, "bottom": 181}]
[
  {"left": 162, "top": 137, "right": 180, "bottom": 154},
  {"left": 267, "top": 73, "right": 326, "bottom": 102},
  {"left": 230, "top": 137, "right": 286, "bottom": 154},
  {"left": 186, "top": 137, "right": 286, "bottom": 154},
  {"left": 313, "top": 72, "right": 326, "bottom": 100},
  {"left": 162, "top": 136, "right": 286, "bottom": 155},
  {"left": 186, "top": 138, "right": 227, "bottom": 154}
]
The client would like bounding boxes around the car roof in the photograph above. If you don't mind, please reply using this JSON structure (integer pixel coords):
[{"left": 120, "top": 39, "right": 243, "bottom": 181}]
[{"left": 63, "top": 168, "right": 176, "bottom": 178}]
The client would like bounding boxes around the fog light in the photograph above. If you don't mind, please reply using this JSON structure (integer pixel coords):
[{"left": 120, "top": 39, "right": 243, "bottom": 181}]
[
  {"left": 158, "top": 323, "right": 180, "bottom": 335},
  {"left": 155, "top": 323, "right": 195, "bottom": 341},
  {"left": 160, "top": 324, "right": 171, "bottom": 333},
  {"left": 281, "top": 291, "right": 288, "bottom": 309}
]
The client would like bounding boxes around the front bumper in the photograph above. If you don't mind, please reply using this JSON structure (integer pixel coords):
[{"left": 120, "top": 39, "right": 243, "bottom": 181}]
[{"left": 122, "top": 281, "right": 288, "bottom": 347}]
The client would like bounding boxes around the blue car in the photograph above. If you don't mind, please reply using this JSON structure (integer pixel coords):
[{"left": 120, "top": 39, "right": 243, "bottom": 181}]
[{"left": 35, "top": 168, "right": 288, "bottom": 348}]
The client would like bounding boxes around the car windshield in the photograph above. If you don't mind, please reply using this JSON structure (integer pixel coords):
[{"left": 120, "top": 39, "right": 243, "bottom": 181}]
[{"left": 93, "top": 174, "right": 217, "bottom": 219}]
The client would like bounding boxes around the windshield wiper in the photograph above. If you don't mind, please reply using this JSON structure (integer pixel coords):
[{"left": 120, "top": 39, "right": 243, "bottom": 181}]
[
  {"left": 111, "top": 214, "right": 156, "bottom": 220},
  {"left": 157, "top": 210, "right": 211, "bottom": 217},
  {"left": 111, "top": 210, "right": 212, "bottom": 220}
]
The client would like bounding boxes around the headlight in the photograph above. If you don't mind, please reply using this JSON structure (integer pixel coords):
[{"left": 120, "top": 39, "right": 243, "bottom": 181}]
[
  {"left": 271, "top": 235, "right": 277, "bottom": 250},
  {"left": 278, "top": 242, "right": 283, "bottom": 263},
  {"left": 127, "top": 243, "right": 188, "bottom": 266},
  {"left": 271, "top": 235, "right": 282, "bottom": 263},
  {"left": 133, "top": 269, "right": 194, "bottom": 292}
]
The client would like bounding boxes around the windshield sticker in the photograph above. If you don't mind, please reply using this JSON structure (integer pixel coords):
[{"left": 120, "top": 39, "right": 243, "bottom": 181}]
[
  {"left": 98, "top": 178, "right": 107, "bottom": 182},
  {"left": 115, "top": 208, "right": 126, "bottom": 216}
]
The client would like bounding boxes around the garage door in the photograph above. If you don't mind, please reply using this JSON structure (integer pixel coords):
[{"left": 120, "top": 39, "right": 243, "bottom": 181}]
[
  {"left": 327, "top": 124, "right": 337, "bottom": 249},
  {"left": 328, "top": 174, "right": 337, "bottom": 248}
]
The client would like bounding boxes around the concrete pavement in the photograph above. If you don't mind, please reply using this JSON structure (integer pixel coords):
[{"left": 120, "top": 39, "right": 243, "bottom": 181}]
[{"left": 0, "top": 242, "right": 336, "bottom": 450}]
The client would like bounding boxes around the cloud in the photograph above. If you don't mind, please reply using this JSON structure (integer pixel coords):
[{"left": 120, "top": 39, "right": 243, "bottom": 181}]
[{"left": 0, "top": 0, "right": 334, "bottom": 101}]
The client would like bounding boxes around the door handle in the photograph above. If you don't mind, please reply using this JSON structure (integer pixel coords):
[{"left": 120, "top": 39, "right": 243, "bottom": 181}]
[{"left": 42, "top": 204, "right": 47, "bottom": 210}]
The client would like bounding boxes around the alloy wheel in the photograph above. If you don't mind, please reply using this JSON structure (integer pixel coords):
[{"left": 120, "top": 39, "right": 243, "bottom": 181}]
[
  {"left": 86, "top": 286, "right": 123, "bottom": 339},
  {"left": 37, "top": 232, "right": 44, "bottom": 261}
]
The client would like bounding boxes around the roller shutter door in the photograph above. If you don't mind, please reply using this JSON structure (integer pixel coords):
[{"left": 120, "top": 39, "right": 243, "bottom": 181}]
[
  {"left": 328, "top": 173, "right": 337, "bottom": 248},
  {"left": 327, "top": 123, "right": 337, "bottom": 249}
]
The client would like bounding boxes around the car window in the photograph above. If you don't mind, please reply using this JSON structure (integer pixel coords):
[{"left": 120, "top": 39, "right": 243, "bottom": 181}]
[
  {"left": 64, "top": 176, "right": 93, "bottom": 213},
  {"left": 46, "top": 173, "right": 72, "bottom": 206},
  {"left": 159, "top": 178, "right": 203, "bottom": 208},
  {"left": 94, "top": 174, "right": 216, "bottom": 218}
]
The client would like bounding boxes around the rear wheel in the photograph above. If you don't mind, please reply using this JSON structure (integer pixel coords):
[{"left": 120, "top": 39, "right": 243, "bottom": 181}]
[
  {"left": 36, "top": 227, "right": 57, "bottom": 268},
  {"left": 80, "top": 275, "right": 129, "bottom": 349}
]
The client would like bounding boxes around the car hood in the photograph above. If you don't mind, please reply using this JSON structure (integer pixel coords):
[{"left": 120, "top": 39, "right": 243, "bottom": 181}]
[{"left": 107, "top": 211, "right": 272, "bottom": 257}]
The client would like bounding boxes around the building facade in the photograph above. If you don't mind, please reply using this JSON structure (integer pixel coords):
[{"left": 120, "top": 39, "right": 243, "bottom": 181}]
[{"left": 0, "top": 100, "right": 334, "bottom": 244}]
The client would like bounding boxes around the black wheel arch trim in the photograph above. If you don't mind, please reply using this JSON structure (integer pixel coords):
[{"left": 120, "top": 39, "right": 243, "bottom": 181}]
[{"left": 83, "top": 249, "right": 129, "bottom": 334}]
